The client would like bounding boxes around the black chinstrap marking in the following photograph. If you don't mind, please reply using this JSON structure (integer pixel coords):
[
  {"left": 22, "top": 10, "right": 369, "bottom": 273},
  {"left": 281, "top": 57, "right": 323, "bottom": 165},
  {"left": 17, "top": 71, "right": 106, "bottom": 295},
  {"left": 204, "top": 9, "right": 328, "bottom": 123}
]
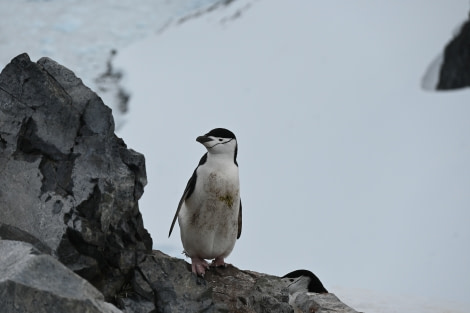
[
  {"left": 206, "top": 138, "right": 238, "bottom": 165},
  {"left": 207, "top": 138, "right": 234, "bottom": 149}
]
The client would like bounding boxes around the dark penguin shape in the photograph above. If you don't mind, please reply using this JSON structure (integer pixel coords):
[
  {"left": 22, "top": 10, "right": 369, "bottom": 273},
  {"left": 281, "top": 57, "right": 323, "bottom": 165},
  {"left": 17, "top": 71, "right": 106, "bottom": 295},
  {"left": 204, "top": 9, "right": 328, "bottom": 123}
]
[{"left": 282, "top": 269, "right": 328, "bottom": 294}]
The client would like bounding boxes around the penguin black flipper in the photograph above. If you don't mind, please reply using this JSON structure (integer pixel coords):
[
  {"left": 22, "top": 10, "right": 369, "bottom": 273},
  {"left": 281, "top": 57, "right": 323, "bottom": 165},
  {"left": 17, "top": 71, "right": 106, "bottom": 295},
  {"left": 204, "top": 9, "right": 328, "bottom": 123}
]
[
  {"left": 168, "top": 153, "right": 208, "bottom": 237},
  {"left": 283, "top": 269, "right": 328, "bottom": 293},
  {"left": 237, "top": 200, "right": 242, "bottom": 239},
  {"left": 168, "top": 174, "right": 193, "bottom": 237}
]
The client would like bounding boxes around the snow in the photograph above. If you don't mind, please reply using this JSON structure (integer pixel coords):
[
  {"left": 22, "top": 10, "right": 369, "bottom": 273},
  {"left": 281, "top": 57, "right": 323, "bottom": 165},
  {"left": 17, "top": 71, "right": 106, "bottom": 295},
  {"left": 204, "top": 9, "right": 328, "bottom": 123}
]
[
  {"left": 114, "top": 0, "right": 470, "bottom": 311},
  {"left": 2, "top": 0, "right": 470, "bottom": 312},
  {"left": 422, "top": 53, "right": 444, "bottom": 90},
  {"left": 0, "top": 0, "right": 228, "bottom": 124},
  {"left": 333, "top": 286, "right": 468, "bottom": 313}
]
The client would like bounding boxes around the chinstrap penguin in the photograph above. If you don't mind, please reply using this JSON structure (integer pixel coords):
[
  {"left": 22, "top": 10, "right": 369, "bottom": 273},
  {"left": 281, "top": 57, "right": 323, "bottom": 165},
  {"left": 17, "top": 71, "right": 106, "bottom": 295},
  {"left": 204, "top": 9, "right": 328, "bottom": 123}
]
[
  {"left": 169, "top": 128, "right": 242, "bottom": 277},
  {"left": 282, "top": 270, "right": 328, "bottom": 311}
]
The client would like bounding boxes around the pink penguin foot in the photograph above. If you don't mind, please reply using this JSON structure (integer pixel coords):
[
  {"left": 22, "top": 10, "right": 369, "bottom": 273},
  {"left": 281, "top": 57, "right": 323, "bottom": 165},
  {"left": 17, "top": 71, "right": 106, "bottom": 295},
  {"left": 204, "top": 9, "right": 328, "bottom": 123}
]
[
  {"left": 210, "top": 257, "right": 227, "bottom": 268},
  {"left": 191, "top": 257, "right": 210, "bottom": 277}
]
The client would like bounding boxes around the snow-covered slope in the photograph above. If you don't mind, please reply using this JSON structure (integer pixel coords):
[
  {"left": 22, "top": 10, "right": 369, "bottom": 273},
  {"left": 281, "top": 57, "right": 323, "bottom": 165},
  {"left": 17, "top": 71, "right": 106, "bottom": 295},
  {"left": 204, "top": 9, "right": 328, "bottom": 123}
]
[
  {"left": 0, "top": 0, "right": 231, "bottom": 75},
  {"left": 334, "top": 286, "right": 468, "bottom": 313},
  {"left": 0, "top": 0, "right": 232, "bottom": 127}
]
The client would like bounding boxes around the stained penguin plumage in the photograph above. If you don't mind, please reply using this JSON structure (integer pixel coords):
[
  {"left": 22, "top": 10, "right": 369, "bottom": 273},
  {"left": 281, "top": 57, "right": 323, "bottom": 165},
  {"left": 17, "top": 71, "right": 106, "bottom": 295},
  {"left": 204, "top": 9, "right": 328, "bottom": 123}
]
[{"left": 169, "top": 128, "right": 242, "bottom": 276}]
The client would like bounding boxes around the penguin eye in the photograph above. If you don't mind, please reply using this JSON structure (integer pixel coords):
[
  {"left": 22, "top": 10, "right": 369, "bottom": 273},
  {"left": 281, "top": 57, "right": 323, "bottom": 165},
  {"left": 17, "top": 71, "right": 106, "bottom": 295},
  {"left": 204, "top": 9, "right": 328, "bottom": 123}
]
[{"left": 219, "top": 138, "right": 223, "bottom": 142}]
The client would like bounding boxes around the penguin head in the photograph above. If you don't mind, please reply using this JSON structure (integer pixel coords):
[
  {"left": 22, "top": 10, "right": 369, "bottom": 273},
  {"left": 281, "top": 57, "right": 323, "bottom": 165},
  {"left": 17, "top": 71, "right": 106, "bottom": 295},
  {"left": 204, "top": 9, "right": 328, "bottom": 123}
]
[
  {"left": 284, "top": 275, "right": 311, "bottom": 295},
  {"left": 282, "top": 270, "right": 328, "bottom": 294},
  {"left": 196, "top": 128, "right": 238, "bottom": 162}
]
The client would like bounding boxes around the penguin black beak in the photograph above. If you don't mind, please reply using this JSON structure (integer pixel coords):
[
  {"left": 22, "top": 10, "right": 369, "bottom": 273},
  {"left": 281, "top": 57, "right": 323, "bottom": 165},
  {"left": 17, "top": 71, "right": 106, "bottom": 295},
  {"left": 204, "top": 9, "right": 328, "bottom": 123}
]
[{"left": 196, "top": 136, "right": 213, "bottom": 144}]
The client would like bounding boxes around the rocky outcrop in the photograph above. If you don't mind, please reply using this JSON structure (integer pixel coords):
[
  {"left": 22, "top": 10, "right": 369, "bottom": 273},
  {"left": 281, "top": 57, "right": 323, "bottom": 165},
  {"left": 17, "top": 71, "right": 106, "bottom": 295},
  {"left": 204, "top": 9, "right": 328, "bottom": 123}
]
[
  {"left": 133, "top": 250, "right": 293, "bottom": 313},
  {"left": 0, "top": 240, "right": 121, "bottom": 313},
  {"left": 437, "top": 16, "right": 470, "bottom": 90},
  {"left": 423, "top": 13, "right": 470, "bottom": 90},
  {"left": 0, "top": 53, "right": 151, "bottom": 303},
  {"left": 0, "top": 54, "right": 358, "bottom": 313}
]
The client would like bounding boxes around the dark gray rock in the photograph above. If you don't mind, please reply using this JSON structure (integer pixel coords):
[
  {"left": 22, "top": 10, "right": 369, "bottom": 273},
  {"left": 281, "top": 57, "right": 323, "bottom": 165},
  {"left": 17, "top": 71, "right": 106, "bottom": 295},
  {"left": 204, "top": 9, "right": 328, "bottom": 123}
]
[
  {"left": 0, "top": 222, "right": 52, "bottom": 255},
  {"left": 117, "top": 297, "right": 156, "bottom": 313},
  {"left": 437, "top": 17, "right": 470, "bottom": 90},
  {"left": 422, "top": 13, "right": 470, "bottom": 91},
  {"left": 135, "top": 250, "right": 293, "bottom": 313},
  {"left": 131, "top": 250, "right": 358, "bottom": 313},
  {"left": 288, "top": 292, "right": 358, "bottom": 313},
  {"left": 0, "top": 240, "right": 122, "bottom": 313},
  {"left": 0, "top": 53, "right": 152, "bottom": 303}
]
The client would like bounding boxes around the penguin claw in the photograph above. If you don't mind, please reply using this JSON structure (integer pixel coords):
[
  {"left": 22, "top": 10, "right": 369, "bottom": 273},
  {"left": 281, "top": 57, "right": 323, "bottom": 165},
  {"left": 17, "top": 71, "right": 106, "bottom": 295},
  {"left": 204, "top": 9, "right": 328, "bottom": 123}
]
[
  {"left": 210, "top": 257, "right": 227, "bottom": 268},
  {"left": 191, "top": 257, "right": 210, "bottom": 277}
]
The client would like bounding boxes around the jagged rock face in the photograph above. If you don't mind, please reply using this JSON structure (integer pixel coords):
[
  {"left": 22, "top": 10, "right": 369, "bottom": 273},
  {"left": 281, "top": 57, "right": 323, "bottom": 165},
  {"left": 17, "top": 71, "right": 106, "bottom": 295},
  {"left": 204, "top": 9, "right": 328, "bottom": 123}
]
[
  {"left": 134, "top": 250, "right": 294, "bottom": 313},
  {"left": 437, "top": 17, "right": 470, "bottom": 90},
  {"left": 0, "top": 53, "right": 152, "bottom": 300},
  {"left": 129, "top": 250, "right": 359, "bottom": 313},
  {"left": 0, "top": 240, "right": 122, "bottom": 313},
  {"left": 287, "top": 292, "right": 358, "bottom": 313}
]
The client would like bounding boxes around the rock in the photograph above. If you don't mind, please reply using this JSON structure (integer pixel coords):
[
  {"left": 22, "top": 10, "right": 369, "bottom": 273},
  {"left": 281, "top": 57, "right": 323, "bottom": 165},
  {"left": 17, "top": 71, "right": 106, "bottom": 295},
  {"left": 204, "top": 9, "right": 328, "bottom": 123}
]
[
  {"left": 422, "top": 14, "right": 470, "bottom": 90},
  {"left": 117, "top": 297, "right": 156, "bottom": 313},
  {"left": 0, "top": 53, "right": 152, "bottom": 302},
  {"left": 436, "top": 17, "right": 470, "bottom": 90},
  {"left": 0, "top": 53, "right": 359, "bottom": 313},
  {"left": 130, "top": 250, "right": 359, "bottom": 313},
  {"left": 0, "top": 240, "right": 121, "bottom": 313},
  {"left": 290, "top": 292, "right": 358, "bottom": 313},
  {"left": 0, "top": 222, "right": 53, "bottom": 255},
  {"left": 134, "top": 250, "right": 292, "bottom": 313}
]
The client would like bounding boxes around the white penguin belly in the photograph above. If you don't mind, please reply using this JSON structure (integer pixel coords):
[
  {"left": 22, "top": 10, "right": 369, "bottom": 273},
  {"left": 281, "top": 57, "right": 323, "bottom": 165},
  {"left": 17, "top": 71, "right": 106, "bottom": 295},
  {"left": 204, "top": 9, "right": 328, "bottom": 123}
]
[{"left": 179, "top": 171, "right": 240, "bottom": 259}]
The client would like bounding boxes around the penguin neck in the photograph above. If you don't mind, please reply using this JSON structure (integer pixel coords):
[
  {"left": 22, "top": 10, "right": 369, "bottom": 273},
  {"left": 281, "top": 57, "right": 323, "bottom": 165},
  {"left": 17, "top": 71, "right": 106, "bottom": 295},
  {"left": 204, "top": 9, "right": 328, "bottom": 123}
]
[{"left": 206, "top": 151, "right": 237, "bottom": 168}]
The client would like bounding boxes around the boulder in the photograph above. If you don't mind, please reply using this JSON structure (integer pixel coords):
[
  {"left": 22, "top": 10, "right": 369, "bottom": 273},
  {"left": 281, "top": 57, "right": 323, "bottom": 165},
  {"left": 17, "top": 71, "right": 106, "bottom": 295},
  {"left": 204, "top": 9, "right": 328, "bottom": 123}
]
[
  {"left": 130, "top": 250, "right": 359, "bottom": 313},
  {"left": 0, "top": 222, "right": 53, "bottom": 255},
  {"left": 0, "top": 240, "right": 121, "bottom": 313},
  {"left": 0, "top": 53, "right": 152, "bottom": 301},
  {"left": 288, "top": 292, "right": 358, "bottom": 313},
  {"left": 422, "top": 14, "right": 470, "bottom": 90},
  {"left": 135, "top": 250, "right": 292, "bottom": 313},
  {"left": 436, "top": 17, "right": 470, "bottom": 90}
]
